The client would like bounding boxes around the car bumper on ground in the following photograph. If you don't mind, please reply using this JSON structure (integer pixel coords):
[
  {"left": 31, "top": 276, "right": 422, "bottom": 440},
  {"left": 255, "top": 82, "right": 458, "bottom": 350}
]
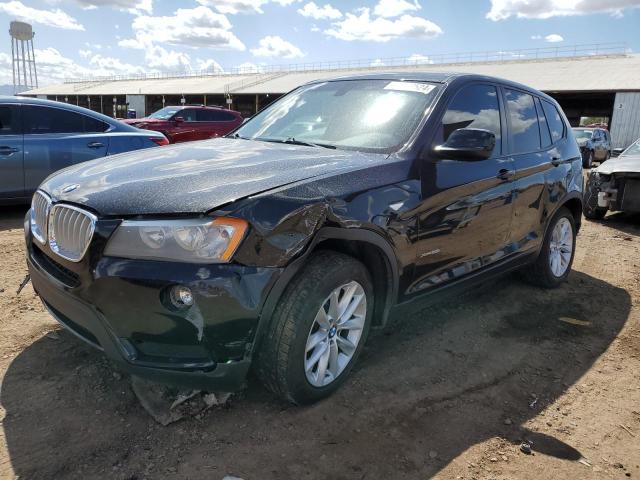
[{"left": 25, "top": 215, "right": 283, "bottom": 392}]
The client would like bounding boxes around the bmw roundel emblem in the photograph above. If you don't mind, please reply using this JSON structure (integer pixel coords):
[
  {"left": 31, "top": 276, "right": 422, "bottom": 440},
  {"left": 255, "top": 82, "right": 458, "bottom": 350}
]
[{"left": 62, "top": 184, "right": 80, "bottom": 194}]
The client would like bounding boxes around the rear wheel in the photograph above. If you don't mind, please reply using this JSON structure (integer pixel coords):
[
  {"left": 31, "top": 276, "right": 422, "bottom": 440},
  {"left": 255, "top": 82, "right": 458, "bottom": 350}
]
[
  {"left": 255, "top": 251, "right": 373, "bottom": 404},
  {"left": 582, "top": 150, "right": 594, "bottom": 169},
  {"left": 523, "top": 207, "right": 576, "bottom": 288}
]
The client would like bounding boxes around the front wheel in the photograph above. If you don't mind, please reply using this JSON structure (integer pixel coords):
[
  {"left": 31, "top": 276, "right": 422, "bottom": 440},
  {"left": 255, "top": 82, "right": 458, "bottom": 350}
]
[
  {"left": 523, "top": 207, "right": 577, "bottom": 288},
  {"left": 255, "top": 251, "right": 373, "bottom": 404},
  {"left": 582, "top": 150, "right": 594, "bottom": 169}
]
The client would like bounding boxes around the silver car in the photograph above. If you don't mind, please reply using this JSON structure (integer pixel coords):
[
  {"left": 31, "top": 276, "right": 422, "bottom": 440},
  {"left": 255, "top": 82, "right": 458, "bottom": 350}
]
[{"left": 0, "top": 96, "right": 167, "bottom": 204}]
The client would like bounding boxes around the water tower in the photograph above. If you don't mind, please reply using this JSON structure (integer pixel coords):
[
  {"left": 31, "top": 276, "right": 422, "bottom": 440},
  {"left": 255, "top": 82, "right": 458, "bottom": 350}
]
[{"left": 9, "top": 21, "right": 38, "bottom": 94}]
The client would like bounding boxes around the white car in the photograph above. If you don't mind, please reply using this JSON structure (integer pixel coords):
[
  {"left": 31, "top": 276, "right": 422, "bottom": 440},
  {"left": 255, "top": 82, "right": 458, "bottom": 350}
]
[{"left": 583, "top": 139, "right": 640, "bottom": 219}]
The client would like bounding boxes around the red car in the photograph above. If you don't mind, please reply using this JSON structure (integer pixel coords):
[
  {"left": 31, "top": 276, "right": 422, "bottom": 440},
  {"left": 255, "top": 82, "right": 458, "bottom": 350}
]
[{"left": 123, "top": 105, "right": 243, "bottom": 143}]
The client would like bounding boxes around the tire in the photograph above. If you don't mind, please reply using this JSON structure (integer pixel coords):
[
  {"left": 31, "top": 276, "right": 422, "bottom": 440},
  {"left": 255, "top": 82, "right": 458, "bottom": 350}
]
[
  {"left": 602, "top": 151, "right": 611, "bottom": 162},
  {"left": 583, "top": 178, "right": 607, "bottom": 220},
  {"left": 255, "top": 251, "right": 374, "bottom": 405},
  {"left": 582, "top": 150, "right": 594, "bottom": 169},
  {"left": 523, "top": 207, "right": 577, "bottom": 289}
]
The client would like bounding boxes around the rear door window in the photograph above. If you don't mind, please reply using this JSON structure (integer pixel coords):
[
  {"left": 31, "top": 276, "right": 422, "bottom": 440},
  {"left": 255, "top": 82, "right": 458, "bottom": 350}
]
[
  {"left": 504, "top": 89, "right": 540, "bottom": 154},
  {"left": 24, "top": 106, "right": 109, "bottom": 134},
  {"left": 0, "top": 105, "right": 21, "bottom": 135},
  {"left": 441, "top": 84, "right": 502, "bottom": 157},
  {"left": 197, "top": 110, "right": 237, "bottom": 122},
  {"left": 540, "top": 100, "right": 565, "bottom": 143}
]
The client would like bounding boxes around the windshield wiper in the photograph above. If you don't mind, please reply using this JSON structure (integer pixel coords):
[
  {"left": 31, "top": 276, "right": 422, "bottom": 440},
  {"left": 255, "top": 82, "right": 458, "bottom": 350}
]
[
  {"left": 255, "top": 136, "right": 336, "bottom": 149},
  {"left": 230, "top": 132, "right": 251, "bottom": 140}
]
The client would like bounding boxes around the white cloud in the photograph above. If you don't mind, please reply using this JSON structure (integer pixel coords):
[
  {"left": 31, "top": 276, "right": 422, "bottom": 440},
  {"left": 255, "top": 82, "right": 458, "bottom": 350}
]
[
  {"left": 73, "top": 0, "right": 153, "bottom": 15},
  {"left": 0, "top": 47, "right": 142, "bottom": 84},
  {"left": 311, "top": 24, "right": 321, "bottom": 31},
  {"left": 545, "top": 33, "right": 564, "bottom": 42},
  {"left": 196, "top": 58, "right": 225, "bottom": 73},
  {"left": 236, "top": 61, "right": 265, "bottom": 73},
  {"left": 120, "top": 6, "right": 245, "bottom": 50},
  {"left": 407, "top": 53, "right": 433, "bottom": 63},
  {"left": 196, "top": 0, "right": 302, "bottom": 14},
  {"left": 531, "top": 33, "right": 565, "bottom": 42},
  {"left": 0, "top": 1, "right": 84, "bottom": 30},
  {"left": 197, "top": 0, "right": 266, "bottom": 14},
  {"left": 298, "top": 2, "right": 342, "bottom": 19},
  {"left": 251, "top": 35, "right": 304, "bottom": 58},
  {"left": 325, "top": 8, "right": 442, "bottom": 42},
  {"left": 371, "top": 58, "right": 385, "bottom": 67},
  {"left": 373, "top": 0, "right": 421, "bottom": 18},
  {"left": 87, "top": 53, "right": 146, "bottom": 76},
  {"left": 78, "top": 49, "right": 93, "bottom": 58},
  {"left": 487, "top": 0, "right": 640, "bottom": 20},
  {"left": 143, "top": 45, "right": 192, "bottom": 72}
]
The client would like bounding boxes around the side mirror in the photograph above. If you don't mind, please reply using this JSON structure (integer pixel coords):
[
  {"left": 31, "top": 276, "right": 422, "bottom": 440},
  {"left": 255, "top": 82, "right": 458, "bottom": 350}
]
[
  {"left": 433, "top": 128, "right": 496, "bottom": 161},
  {"left": 612, "top": 148, "right": 624, "bottom": 157},
  {"left": 174, "top": 116, "right": 184, "bottom": 123}
]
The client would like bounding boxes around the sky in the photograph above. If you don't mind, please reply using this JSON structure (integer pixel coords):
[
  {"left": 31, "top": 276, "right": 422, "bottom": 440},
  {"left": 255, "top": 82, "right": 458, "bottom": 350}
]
[{"left": 0, "top": 0, "right": 639, "bottom": 86}]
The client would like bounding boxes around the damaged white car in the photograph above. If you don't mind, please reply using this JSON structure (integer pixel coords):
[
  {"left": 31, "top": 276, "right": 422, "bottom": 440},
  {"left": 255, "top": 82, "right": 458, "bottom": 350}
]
[{"left": 583, "top": 139, "right": 640, "bottom": 219}]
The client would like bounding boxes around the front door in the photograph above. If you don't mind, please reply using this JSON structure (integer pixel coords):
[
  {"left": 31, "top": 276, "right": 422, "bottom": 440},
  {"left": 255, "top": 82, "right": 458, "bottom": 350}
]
[
  {"left": 0, "top": 104, "right": 24, "bottom": 199},
  {"left": 170, "top": 108, "right": 201, "bottom": 143},
  {"left": 410, "top": 83, "right": 515, "bottom": 295}
]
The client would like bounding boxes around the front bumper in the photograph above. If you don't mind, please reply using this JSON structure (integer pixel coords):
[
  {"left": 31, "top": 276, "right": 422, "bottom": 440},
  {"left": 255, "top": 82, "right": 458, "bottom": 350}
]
[
  {"left": 587, "top": 172, "right": 640, "bottom": 213},
  {"left": 25, "top": 214, "right": 282, "bottom": 392}
]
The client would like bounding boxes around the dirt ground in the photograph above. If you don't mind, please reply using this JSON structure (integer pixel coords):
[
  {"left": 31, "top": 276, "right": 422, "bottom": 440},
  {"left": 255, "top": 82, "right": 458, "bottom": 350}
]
[{"left": 0, "top": 205, "right": 638, "bottom": 480}]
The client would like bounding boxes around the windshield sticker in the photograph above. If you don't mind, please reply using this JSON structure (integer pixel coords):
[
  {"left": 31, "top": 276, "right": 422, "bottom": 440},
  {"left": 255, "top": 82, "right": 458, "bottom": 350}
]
[{"left": 384, "top": 82, "right": 435, "bottom": 95}]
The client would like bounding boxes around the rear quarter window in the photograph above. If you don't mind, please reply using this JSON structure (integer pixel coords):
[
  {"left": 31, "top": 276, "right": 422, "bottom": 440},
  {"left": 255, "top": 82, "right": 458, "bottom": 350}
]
[{"left": 541, "top": 100, "right": 566, "bottom": 143}]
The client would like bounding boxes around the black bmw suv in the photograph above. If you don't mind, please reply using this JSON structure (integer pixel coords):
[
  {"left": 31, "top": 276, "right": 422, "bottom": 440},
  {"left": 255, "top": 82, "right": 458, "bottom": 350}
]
[{"left": 25, "top": 73, "right": 583, "bottom": 404}]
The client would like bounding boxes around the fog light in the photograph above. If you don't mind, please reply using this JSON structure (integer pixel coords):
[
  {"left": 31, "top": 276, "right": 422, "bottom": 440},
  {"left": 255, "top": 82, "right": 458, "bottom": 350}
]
[{"left": 169, "top": 285, "right": 194, "bottom": 309}]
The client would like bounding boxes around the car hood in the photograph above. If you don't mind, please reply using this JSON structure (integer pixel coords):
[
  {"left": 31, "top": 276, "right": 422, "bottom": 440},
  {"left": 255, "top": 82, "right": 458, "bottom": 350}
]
[
  {"left": 40, "top": 138, "right": 389, "bottom": 216},
  {"left": 593, "top": 154, "right": 640, "bottom": 175}
]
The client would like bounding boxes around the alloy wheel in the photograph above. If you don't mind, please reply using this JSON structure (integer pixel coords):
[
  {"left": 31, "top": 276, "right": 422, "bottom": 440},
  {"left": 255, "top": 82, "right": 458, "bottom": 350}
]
[
  {"left": 304, "top": 281, "right": 367, "bottom": 387},
  {"left": 549, "top": 217, "right": 574, "bottom": 278}
]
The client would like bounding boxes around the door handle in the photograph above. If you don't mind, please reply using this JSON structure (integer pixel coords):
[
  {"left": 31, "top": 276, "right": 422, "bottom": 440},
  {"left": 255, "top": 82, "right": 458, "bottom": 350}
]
[
  {"left": 0, "top": 146, "right": 19, "bottom": 155},
  {"left": 497, "top": 168, "right": 515, "bottom": 181},
  {"left": 551, "top": 156, "right": 562, "bottom": 166},
  {"left": 87, "top": 141, "right": 105, "bottom": 149}
]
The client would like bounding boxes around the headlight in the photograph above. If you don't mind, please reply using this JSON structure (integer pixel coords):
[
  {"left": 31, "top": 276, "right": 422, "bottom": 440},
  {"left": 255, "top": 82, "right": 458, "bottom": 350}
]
[{"left": 104, "top": 217, "right": 248, "bottom": 263}]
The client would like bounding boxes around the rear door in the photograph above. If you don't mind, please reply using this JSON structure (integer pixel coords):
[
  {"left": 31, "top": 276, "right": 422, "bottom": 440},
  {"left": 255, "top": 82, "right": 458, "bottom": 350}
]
[
  {"left": 23, "top": 105, "right": 110, "bottom": 194},
  {"left": 0, "top": 104, "right": 24, "bottom": 199},
  {"left": 198, "top": 109, "right": 240, "bottom": 137},
  {"left": 411, "top": 83, "right": 515, "bottom": 294},
  {"left": 507, "top": 90, "right": 565, "bottom": 253}
]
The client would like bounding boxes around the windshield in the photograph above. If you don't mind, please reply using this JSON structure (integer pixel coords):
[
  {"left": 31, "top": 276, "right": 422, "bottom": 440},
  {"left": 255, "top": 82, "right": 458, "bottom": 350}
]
[
  {"left": 622, "top": 140, "right": 640, "bottom": 156},
  {"left": 573, "top": 129, "right": 593, "bottom": 140},
  {"left": 233, "top": 79, "right": 439, "bottom": 153},
  {"left": 148, "top": 107, "right": 181, "bottom": 120}
]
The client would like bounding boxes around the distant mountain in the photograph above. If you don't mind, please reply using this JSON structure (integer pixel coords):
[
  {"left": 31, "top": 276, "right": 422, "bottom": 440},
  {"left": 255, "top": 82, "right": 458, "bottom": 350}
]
[{"left": 0, "top": 84, "right": 29, "bottom": 96}]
